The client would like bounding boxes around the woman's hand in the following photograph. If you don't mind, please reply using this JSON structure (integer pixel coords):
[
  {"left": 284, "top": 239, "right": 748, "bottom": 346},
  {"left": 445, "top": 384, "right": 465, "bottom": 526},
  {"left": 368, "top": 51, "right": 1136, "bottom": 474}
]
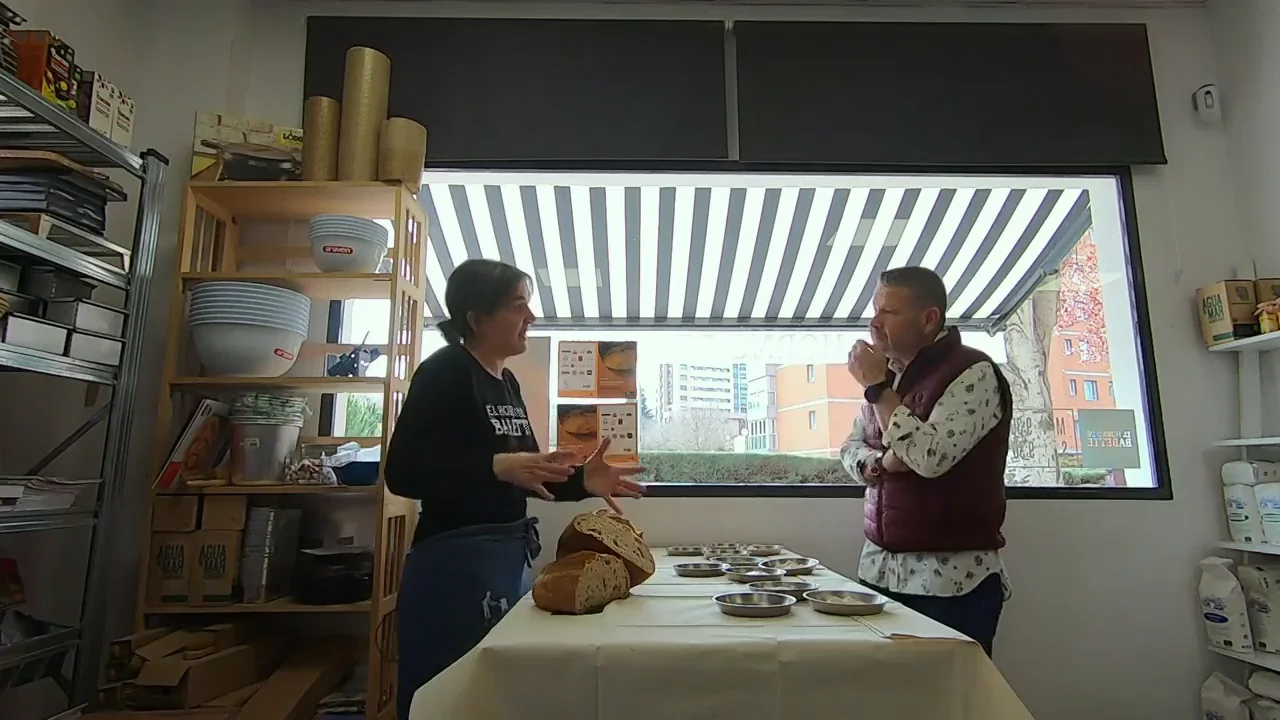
[
  {"left": 493, "top": 451, "right": 575, "bottom": 500},
  {"left": 582, "top": 438, "right": 646, "bottom": 502}
]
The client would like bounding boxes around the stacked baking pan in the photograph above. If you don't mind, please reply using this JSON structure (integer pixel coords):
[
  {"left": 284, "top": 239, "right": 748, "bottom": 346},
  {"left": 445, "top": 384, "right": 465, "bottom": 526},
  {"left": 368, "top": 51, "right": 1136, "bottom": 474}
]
[
  {"left": 0, "top": 4, "right": 23, "bottom": 77},
  {"left": 0, "top": 170, "right": 123, "bottom": 237}
]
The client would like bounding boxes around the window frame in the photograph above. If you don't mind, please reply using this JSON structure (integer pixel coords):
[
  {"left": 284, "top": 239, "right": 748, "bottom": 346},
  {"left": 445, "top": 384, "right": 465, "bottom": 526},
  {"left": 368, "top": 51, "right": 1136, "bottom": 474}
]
[
  {"left": 339, "top": 163, "right": 1169, "bottom": 501},
  {"left": 1083, "top": 379, "right": 1099, "bottom": 402}
]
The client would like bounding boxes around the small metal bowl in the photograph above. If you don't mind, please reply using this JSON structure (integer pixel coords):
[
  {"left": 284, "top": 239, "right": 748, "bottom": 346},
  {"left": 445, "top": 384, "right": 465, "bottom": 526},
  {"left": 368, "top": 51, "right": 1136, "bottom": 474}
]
[
  {"left": 746, "top": 544, "right": 784, "bottom": 557},
  {"left": 747, "top": 579, "right": 819, "bottom": 601},
  {"left": 674, "top": 562, "right": 726, "bottom": 578},
  {"left": 707, "top": 555, "right": 759, "bottom": 566},
  {"left": 702, "top": 545, "right": 745, "bottom": 558},
  {"left": 725, "top": 566, "right": 788, "bottom": 583},
  {"left": 714, "top": 591, "right": 797, "bottom": 618},
  {"left": 760, "top": 557, "right": 820, "bottom": 575},
  {"left": 804, "top": 589, "right": 889, "bottom": 616},
  {"left": 667, "top": 546, "right": 704, "bottom": 557}
]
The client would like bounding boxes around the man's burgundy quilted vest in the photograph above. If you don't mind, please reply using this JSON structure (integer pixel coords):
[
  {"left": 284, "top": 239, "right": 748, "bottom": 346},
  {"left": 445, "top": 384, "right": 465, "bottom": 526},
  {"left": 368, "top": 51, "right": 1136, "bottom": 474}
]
[{"left": 862, "top": 329, "right": 1011, "bottom": 554}]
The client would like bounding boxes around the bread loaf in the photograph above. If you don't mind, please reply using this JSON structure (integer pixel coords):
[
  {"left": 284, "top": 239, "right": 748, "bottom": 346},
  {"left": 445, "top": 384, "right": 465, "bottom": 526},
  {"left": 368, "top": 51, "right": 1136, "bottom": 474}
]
[
  {"left": 532, "top": 551, "right": 630, "bottom": 614},
  {"left": 557, "top": 512, "right": 655, "bottom": 587},
  {"left": 593, "top": 508, "right": 643, "bottom": 538}
]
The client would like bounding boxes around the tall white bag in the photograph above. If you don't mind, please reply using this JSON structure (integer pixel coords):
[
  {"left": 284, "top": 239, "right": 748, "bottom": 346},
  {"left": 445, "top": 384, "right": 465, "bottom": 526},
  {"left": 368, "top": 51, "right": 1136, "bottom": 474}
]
[
  {"left": 1202, "top": 672, "right": 1254, "bottom": 720},
  {"left": 1200, "top": 556, "right": 1255, "bottom": 652},
  {"left": 1223, "top": 461, "right": 1277, "bottom": 544}
]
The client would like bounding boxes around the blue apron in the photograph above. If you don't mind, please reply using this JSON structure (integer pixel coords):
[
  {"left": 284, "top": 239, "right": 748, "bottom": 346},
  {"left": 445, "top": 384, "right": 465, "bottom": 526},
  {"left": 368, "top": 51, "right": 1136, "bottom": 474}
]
[{"left": 397, "top": 516, "right": 540, "bottom": 718}]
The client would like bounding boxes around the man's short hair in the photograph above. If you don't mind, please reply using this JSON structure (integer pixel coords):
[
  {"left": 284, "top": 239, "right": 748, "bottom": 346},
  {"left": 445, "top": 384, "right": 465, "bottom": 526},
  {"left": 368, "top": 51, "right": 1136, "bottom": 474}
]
[{"left": 879, "top": 266, "right": 949, "bottom": 326}]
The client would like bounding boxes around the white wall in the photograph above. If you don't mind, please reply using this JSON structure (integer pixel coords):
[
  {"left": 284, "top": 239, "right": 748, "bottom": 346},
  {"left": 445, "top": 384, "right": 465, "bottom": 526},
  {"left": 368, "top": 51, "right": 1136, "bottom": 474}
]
[{"left": 2, "top": 1, "right": 1252, "bottom": 718}]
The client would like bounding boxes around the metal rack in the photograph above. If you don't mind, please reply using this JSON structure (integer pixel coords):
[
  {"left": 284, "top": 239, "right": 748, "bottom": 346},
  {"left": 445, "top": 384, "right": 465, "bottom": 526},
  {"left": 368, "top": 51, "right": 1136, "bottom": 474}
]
[{"left": 0, "top": 69, "right": 167, "bottom": 715}]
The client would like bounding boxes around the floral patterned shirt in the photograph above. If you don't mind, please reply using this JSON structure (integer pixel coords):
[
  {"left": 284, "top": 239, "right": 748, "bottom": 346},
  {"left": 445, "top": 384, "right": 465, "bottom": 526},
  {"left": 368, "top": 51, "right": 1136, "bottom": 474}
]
[{"left": 841, "top": 355, "right": 1012, "bottom": 599}]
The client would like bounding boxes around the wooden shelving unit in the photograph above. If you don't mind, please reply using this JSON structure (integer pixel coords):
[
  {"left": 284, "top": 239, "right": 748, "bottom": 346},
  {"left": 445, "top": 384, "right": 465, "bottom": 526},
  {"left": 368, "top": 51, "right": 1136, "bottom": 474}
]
[{"left": 132, "top": 180, "right": 426, "bottom": 720}]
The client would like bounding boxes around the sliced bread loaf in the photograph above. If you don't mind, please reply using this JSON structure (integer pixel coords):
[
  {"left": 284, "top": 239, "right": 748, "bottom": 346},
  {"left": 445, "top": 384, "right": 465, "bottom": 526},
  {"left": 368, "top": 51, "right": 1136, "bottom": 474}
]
[
  {"left": 532, "top": 551, "right": 630, "bottom": 614},
  {"left": 556, "top": 512, "right": 655, "bottom": 587},
  {"left": 593, "top": 508, "right": 643, "bottom": 538}
]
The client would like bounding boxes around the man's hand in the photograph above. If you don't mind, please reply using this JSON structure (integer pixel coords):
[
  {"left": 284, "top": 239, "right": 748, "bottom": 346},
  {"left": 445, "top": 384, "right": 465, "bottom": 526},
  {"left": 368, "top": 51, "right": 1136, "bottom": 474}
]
[
  {"left": 882, "top": 450, "right": 909, "bottom": 473},
  {"left": 848, "top": 340, "right": 889, "bottom": 388}
]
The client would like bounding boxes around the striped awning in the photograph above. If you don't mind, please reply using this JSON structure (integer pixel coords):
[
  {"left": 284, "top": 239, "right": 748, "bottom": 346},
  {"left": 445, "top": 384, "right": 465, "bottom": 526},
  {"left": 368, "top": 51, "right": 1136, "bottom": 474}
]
[{"left": 420, "top": 172, "right": 1093, "bottom": 332}]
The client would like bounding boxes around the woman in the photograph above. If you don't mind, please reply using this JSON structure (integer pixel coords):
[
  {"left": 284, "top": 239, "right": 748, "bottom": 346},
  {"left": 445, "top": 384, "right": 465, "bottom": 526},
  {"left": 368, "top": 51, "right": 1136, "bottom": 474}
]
[{"left": 385, "top": 258, "right": 645, "bottom": 717}]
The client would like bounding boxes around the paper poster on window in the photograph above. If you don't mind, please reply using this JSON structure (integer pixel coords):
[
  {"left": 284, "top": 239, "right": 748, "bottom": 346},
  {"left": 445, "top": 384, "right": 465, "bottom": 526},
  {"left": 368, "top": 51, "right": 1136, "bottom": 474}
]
[
  {"left": 557, "top": 341, "right": 637, "bottom": 399},
  {"left": 1077, "top": 409, "right": 1141, "bottom": 469}
]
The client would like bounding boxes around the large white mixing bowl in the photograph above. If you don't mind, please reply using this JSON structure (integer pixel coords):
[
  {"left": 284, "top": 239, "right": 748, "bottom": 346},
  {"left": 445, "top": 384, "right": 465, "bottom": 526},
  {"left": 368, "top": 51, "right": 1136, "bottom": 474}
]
[{"left": 191, "top": 322, "right": 306, "bottom": 377}]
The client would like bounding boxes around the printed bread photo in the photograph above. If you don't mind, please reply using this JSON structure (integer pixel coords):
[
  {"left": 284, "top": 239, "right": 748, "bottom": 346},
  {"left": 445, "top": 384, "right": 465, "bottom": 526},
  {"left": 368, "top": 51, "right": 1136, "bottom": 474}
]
[
  {"left": 532, "top": 551, "right": 630, "bottom": 614},
  {"left": 557, "top": 512, "right": 655, "bottom": 587}
]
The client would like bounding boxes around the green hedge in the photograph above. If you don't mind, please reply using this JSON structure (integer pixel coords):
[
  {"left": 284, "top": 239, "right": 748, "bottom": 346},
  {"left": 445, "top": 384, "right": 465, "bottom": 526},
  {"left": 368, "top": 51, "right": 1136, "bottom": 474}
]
[
  {"left": 638, "top": 451, "right": 848, "bottom": 485},
  {"left": 637, "top": 450, "right": 1117, "bottom": 486}
]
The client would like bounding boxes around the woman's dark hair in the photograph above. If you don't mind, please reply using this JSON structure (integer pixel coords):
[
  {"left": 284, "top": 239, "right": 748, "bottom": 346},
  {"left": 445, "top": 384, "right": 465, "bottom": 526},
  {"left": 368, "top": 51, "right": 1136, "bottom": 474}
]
[{"left": 437, "top": 259, "right": 531, "bottom": 345}]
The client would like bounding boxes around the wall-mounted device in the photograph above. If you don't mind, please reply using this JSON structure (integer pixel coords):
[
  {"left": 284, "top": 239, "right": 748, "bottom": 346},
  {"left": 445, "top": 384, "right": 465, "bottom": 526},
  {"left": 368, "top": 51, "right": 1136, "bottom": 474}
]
[{"left": 1193, "top": 84, "right": 1222, "bottom": 124}]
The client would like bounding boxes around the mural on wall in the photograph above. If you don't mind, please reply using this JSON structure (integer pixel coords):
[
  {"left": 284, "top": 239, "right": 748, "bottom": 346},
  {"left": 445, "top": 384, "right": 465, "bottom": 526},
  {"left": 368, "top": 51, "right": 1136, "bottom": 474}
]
[{"left": 1055, "top": 231, "right": 1110, "bottom": 364}]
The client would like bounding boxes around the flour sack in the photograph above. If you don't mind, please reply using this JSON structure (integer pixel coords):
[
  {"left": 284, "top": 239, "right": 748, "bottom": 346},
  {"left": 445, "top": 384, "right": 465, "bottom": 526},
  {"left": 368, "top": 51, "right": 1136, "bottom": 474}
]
[
  {"left": 1202, "top": 672, "right": 1254, "bottom": 720},
  {"left": 1239, "top": 565, "right": 1280, "bottom": 653},
  {"left": 1200, "top": 556, "right": 1255, "bottom": 652}
]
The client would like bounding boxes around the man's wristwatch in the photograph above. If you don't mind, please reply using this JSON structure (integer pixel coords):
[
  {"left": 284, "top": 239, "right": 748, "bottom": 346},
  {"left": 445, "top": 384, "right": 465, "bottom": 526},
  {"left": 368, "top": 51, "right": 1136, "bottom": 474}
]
[
  {"left": 863, "top": 379, "right": 892, "bottom": 404},
  {"left": 858, "top": 452, "right": 886, "bottom": 480}
]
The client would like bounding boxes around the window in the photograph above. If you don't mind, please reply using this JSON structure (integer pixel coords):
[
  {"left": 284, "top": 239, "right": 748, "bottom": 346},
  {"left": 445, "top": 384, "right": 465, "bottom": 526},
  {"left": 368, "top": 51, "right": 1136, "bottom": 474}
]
[
  {"left": 334, "top": 170, "right": 1167, "bottom": 500},
  {"left": 1064, "top": 338, "right": 1074, "bottom": 355}
]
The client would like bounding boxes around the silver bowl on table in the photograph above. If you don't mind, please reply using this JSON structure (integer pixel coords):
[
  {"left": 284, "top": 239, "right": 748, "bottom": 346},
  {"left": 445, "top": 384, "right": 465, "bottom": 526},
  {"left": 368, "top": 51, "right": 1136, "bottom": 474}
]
[
  {"left": 714, "top": 591, "right": 797, "bottom": 618},
  {"left": 674, "top": 562, "right": 726, "bottom": 578},
  {"left": 725, "top": 566, "right": 787, "bottom": 584},
  {"left": 667, "top": 545, "right": 705, "bottom": 557},
  {"left": 804, "top": 589, "right": 889, "bottom": 616},
  {"left": 759, "top": 557, "right": 820, "bottom": 576},
  {"left": 747, "top": 579, "right": 819, "bottom": 601}
]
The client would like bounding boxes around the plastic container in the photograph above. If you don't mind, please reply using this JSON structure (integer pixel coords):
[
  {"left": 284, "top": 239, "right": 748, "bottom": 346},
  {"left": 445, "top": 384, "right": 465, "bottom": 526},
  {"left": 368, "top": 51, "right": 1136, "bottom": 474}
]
[{"left": 230, "top": 423, "right": 302, "bottom": 485}]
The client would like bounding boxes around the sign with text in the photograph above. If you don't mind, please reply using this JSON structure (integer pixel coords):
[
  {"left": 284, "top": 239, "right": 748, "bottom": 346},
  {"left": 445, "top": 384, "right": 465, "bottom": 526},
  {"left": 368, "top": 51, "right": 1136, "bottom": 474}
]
[{"left": 1077, "top": 409, "right": 1142, "bottom": 469}]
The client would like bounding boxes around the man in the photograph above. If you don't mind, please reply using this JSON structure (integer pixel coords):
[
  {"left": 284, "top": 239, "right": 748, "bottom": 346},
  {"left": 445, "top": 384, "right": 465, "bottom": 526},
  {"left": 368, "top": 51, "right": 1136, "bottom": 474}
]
[{"left": 842, "top": 266, "right": 1012, "bottom": 657}]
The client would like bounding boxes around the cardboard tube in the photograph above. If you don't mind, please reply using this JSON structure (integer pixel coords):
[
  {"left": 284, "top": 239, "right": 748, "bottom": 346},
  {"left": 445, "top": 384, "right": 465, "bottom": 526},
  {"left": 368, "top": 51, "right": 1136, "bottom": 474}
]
[
  {"left": 378, "top": 117, "right": 428, "bottom": 193},
  {"left": 302, "top": 96, "right": 340, "bottom": 181},
  {"left": 337, "top": 46, "right": 391, "bottom": 181}
]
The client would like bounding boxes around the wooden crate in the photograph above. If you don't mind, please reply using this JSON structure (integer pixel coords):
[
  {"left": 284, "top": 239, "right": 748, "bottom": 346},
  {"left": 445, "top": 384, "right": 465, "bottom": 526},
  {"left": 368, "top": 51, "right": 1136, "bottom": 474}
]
[{"left": 132, "top": 181, "right": 425, "bottom": 720}]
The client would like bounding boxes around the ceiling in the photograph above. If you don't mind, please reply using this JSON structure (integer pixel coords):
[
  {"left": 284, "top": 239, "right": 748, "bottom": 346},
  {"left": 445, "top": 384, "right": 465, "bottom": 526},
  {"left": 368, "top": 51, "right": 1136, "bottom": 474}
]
[{"left": 326, "top": 0, "right": 1204, "bottom": 7}]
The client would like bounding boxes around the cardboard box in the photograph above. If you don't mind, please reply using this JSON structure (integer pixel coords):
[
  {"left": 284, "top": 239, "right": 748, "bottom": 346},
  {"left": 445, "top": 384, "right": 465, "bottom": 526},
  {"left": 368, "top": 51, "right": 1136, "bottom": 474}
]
[
  {"left": 148, "top": 532, "right": 194, "bottom": 605},
  {"left": 558, "top": 341, "right": 637, "bottom": 399},
  {"left": 1258, "top": 278, "right": 1280, "bottom": 304},
  {"left": 190, "top": 111, "right": 302, "bottom": 181},
  {"left": 112, "top": 93, "right": 135, "bottom": 148},
  {"left": 1197, "top": 280, "right": 1260, "bottom": 346},
  {"left": 105, "top": 627, "right": 172, "bottom": 682},
  {"left": 237, "top": 639, "right": 354, "bottom": 720},
  {"left": 75, "top": 71, "right": 117, "bottom": 137},
  {"left": 192, "top": 530, "right": 242, "bottom": 604},
  {"left": 13, "top": 30, "right": 79, "bottom": 112},
  {"left": 152, "top": 496, "right": 199, "bottom": 532},
  {"left": 199, "top": 496, "right": 246, "bottom": 531},
  {"left": 132, "top": 640, "right": 279, "bottom": 709},
  {"left": 557, "top": 403, "right": 639, "bottom": 463}
]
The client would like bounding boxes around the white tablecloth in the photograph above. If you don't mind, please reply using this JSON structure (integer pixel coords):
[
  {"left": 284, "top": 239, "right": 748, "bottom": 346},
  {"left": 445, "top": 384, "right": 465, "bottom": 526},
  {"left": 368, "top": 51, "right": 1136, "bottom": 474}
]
[{"left": 410, "top": 549, "right": 1034, "bottom": 720}]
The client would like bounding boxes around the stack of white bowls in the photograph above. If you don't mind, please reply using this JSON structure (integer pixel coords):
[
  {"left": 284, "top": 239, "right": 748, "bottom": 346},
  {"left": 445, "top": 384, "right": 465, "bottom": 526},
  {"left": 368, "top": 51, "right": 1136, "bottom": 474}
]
[
  {"left": 188, "top": 281, "right": 311, "bottom": 377},
  {"left": 309, "top": 214, "right": 389, "bottom": 273}
]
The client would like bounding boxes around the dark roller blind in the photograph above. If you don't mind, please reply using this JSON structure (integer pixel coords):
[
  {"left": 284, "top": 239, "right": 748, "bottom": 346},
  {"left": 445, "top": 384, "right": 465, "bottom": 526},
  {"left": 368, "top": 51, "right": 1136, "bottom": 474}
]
[
  {"left": 304, "top": 17, "right": 729, "bottom": 164},
  {"left": 734, "top": 22, "right": 1166, "bottom": 167}
]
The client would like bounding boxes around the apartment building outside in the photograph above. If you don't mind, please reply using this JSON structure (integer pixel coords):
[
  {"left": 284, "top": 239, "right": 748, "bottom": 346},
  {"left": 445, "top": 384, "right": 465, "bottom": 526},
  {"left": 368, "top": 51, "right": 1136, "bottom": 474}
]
[
  {"left": 746, "top": 364, "right": 779, "bottom": 452},
  {"left": 773, "top": 363, "right": 864, "bottom": 457},
  {"left": 656, "top": 362, "right": 749, "bottom": 421},
  {"left": 1046, "top": 327, "right": 1116, "bottom": 454}
]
